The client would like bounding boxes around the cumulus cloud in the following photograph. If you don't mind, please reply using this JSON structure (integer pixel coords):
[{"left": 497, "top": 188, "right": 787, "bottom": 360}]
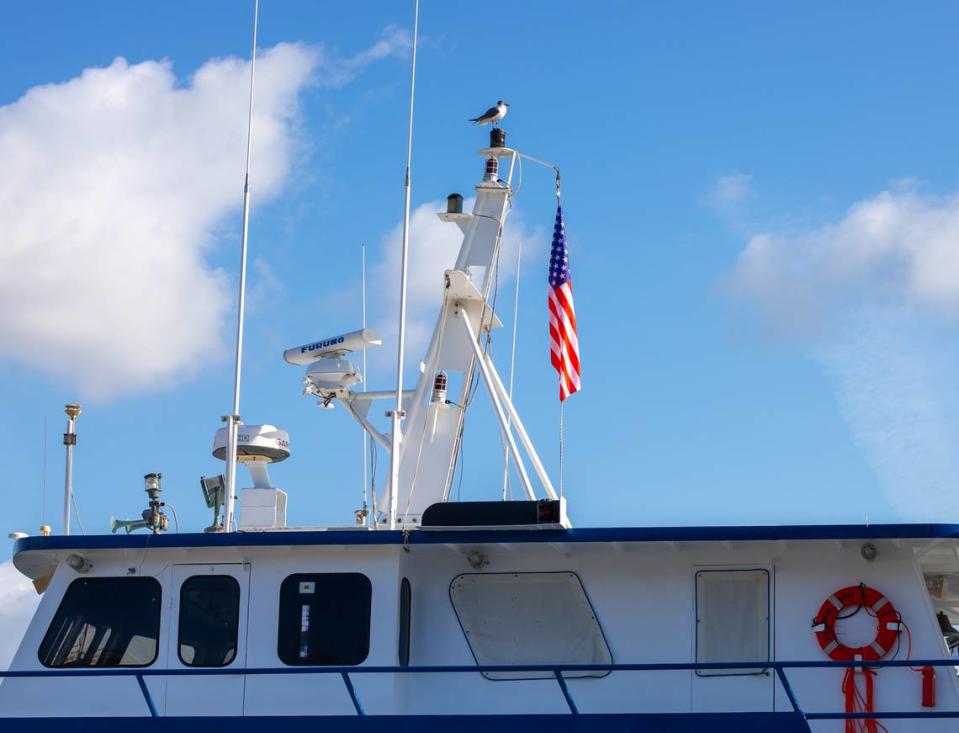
[
  {"left": 727, "top": 183, "right": 959, "bottom": 338},
  {"left": 708, "top": 173, "right": 753, "bottom": 210},
  {"left": 0, "top": 30, "right": 408, "bottom": 400},
  {"left": 372, "top": 198, "right": 544, "bottom": 370},
  {"left": 0, "top": 561, "right": 39, "bottom": 670}
]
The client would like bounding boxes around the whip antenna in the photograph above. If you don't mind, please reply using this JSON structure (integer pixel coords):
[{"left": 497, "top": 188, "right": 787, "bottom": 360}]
[
  {"left": 361, "top": 242, "right": 370, "bottom": 526},
  {"left": 223, "top": 0, "right": 260, "bottom": 532},
  {"left": 502, "top": 241, "right": 523, "bottom": 500},
  {"left": 388, "top": 0, "right": 420, "bottom": 529}
]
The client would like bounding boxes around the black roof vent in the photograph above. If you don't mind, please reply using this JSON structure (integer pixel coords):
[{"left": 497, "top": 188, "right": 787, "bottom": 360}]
[{"left": 421, "top": 500, "right": 563, "bottom": 528}]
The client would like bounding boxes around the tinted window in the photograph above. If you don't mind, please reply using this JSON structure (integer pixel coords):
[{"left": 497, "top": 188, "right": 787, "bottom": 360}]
[
  {"left": 178, "top": 575, "right": 240, "bottom": 667},
  {"left": 398, "top": 578, "right": 411, "bottom": 666},
  {"left": 39, "top": 577, "right": 161, "bottom": 668},
  {"left": 278, "top": 573, "right": 371, "bottom": 666}
]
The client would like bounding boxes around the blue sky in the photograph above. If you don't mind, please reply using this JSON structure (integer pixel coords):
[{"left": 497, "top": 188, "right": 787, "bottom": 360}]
[{"left": 3, "top": 0, "right": 959, "bottom": 545}]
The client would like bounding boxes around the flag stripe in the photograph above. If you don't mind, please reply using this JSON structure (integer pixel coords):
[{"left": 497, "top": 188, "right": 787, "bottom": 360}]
[{"left": 547, "top": 204, "right": 580, "bottom": 402}]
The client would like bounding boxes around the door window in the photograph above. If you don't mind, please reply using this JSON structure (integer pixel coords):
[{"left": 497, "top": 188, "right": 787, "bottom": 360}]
[{"left": 178, "top": 575, "right": 241, "bottom": 667}]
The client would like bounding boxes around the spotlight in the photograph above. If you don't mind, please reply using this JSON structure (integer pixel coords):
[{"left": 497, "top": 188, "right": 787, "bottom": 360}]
[
  {"left": 861, "top": 542, "right": 879, "bottom": 561},
  {"left": 466, "top": 548, "right": 488, "bottom": 569},
  {"left": 66, "top": 553, "right": 92, "bottom": 574}
]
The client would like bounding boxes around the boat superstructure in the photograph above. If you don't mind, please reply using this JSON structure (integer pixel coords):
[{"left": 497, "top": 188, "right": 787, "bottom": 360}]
[
  {"left": 3, "top": 524, "right": 959, "bottom": 731},
  {"left": 3, "top": 85, "right": 959, "bottom": 733}
]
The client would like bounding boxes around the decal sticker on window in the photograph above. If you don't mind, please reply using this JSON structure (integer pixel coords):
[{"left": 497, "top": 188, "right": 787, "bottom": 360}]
[
  {"left": 299, "top": 581, "right": 316, "bottom": 594},
  {"left": 299, "top": 605, "right": 310, "bottom": 659}
]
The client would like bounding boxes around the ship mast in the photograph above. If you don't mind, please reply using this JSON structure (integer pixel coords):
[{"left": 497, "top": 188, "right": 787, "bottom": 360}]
[
  {"left": 223, "top": 0, "right": 260, "bottom": 532},
  {"left": 388, "top": 0, "right": 420, "bottom": 529}
]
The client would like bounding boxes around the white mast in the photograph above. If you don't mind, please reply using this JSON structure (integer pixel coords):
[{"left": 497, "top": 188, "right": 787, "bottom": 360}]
[
  {"left": 223, "top": 0, "right": 260, "bottom": 532},
  {"left": 388, "top": 0, "right": 420, "bottom": 529},
  {"left": 62, "top": 403, "right": 80, "bottom": 535}
]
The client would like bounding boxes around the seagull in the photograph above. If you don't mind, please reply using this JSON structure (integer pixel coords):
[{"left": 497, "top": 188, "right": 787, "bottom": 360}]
[{"left": 470, "top": 100, "right": 509, "bottom": 127}]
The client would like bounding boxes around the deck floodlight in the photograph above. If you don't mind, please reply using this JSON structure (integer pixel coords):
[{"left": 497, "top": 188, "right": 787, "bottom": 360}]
[
  {"left": 200, "top": 474, "right": 226, "bottom": 509},
  {"left": 200, "top": 474, "right": 226, "bottom": 532}
]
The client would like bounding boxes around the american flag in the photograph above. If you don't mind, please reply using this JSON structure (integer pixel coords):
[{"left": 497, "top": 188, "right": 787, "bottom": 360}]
[{"left": 548, "top": 204, "right": 580, "bottom": 401}]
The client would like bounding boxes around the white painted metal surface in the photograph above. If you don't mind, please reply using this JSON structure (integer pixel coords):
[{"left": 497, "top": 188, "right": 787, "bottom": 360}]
[
  {"left": 164, "top": 563, "right": 250, "bottom": 716},
  {"left": 2, "top": 536, "right": 958, "bottom": 727}
]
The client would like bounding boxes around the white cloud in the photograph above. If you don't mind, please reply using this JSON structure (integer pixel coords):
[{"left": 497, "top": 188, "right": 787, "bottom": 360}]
[
  {"left": 727, "top": 184, "right": 959, "bottom": 338},
  {"left": 725, "top": 183, "right": 959, "bottom": 518},
  {"left": 0, "top": 31, "right": 408, "bottom": 400},
  {"left": 815, "top": 310, "right": 959, "bottom": 519},
  {"left": 708, "top": 173, "right": 753, "bottom": 210},
  {"left": 371, "top": 198, "right": 544, "bottom": 371},
  {"left": 0, "top": 561, "right": 39, "bottom": 670},
  {"left": 321, "top": 25, "right": 411, "bottom": 85}
]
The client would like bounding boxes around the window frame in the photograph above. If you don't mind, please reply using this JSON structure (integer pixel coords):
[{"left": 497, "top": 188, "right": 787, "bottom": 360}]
[
  {"left": 276, "top": 572, "right": 372, "bottom": 667},
  {"left": 448, "top": 570, "right": 613, "bottom": 681},
  {"left": 398, "top": 577, "right": 411, "bottom": 666},
  {"left": 38, "top": 576, "right": 162, "bottom": 669},
  {"left": 694, "top": 567, "right": 771, "bottom": 677},
  {"left": 177, "top": 574, "right": 241, "bottom": 668}
]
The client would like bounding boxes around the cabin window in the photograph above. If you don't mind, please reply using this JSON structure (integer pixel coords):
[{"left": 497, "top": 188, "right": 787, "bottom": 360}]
[
  {"left": 277, "top": 573, "right": 371, "bottom": 666},
  {"left": 695, "top": 569, "right": 770, "bottom": 676},
  {"left": 178, "top": 575, "right": 240, "bottom": 667},
  {"left": 398, "top": 577, "right": 411, "bottom": 666},
  {"left": 450, "top": 572, "right": 611, "bottom": 680},
  {"left": 38, "top": 577, "right": 161, "bottom": 668}
]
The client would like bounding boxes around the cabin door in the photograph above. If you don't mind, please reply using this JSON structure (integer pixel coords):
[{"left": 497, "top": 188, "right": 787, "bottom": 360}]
[
  {"left": 690, "top": 567, "right": 775, "bottom": 712},
  {"left": 164, "top": 563, "right": 250, "bottom": 715}
]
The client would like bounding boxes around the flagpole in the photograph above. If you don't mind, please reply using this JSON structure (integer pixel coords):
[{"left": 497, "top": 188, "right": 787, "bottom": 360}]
[
  {"left": 559, "top": 402, "right": 565, "bottom": 499},
  {"left": 557, "top": 170, "right": 563, "bottom": 500}
]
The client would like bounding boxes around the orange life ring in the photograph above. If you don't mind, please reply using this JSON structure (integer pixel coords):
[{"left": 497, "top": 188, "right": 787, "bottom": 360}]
[{"left": 812, "top": 584, "right": 901, "bottom": 661}]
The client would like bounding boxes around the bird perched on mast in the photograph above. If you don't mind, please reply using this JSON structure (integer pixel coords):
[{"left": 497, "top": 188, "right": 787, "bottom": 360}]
[{"left": 470, "top": 100, "right": 509, "bottom": 127}]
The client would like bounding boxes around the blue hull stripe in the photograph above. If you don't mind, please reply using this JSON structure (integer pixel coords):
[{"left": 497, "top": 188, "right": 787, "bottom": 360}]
[
  {"left": 4, "top": 713, "right": 812, "bottom": 732},
  {"left": 14, "top": 522, "right": 959, "bottom": 558}
]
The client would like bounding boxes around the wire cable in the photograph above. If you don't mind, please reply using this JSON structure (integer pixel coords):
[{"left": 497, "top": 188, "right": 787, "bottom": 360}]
[
  {"left": 165, "top": 503, "right": 180, "bottom": 534},
  {"left": 71, "top": 492, "right": 85, "bottom": 535}
]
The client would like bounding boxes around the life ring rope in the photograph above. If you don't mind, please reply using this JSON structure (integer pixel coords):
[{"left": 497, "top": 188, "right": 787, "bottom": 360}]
[
  {"left": 813, "top": 583, "right": 901, "bottom": 733},
  {"left": 812, "top": 583, "right": 902, "bottom": 662}
]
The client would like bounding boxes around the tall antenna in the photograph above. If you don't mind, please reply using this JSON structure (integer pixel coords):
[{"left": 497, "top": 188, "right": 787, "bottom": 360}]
[
  {"left": 361, "top": 242, "right": 369, "bottom": 526},
  {"left": 223, "top": 0, "right": 260, "bottom": 533},
  {"left": 40, "top": 416, "right": 47, "bottom": 529},
  {"left": 502, "top": 241, "right": 523, "bottom": 499},
  {"left": 388, "top": 0, "right": 420, "bottom": 529}
]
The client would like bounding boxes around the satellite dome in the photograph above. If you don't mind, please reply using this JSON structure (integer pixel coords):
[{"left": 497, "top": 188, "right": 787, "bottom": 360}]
[{"left": 212, "top": 424, "right": 291, "bottom": 463}]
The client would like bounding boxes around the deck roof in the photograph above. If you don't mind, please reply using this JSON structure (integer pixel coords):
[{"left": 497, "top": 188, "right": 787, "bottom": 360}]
[{"left": 13, "top": 522, "right": 959, "bottom": 557}]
